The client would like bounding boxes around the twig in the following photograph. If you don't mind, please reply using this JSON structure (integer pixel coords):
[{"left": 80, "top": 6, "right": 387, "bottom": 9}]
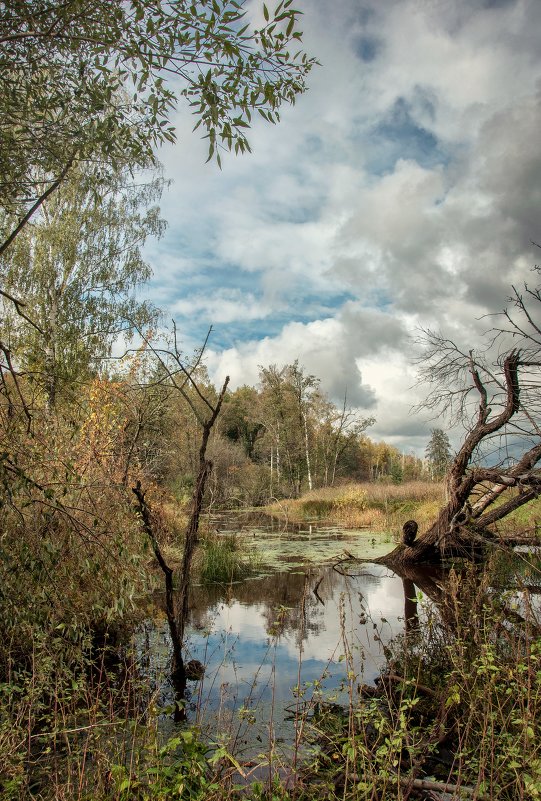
[
  {"left": 0, "top": 341, "right": 33, "bottom": 432},
  {"left": 0, "top": 156, "right": 75, "bottom": 258}
]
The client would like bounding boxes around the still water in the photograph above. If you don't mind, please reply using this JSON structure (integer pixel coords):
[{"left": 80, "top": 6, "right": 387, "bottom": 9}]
[{"left": 136, "top": 514, "right": 425, "bottom": 763}]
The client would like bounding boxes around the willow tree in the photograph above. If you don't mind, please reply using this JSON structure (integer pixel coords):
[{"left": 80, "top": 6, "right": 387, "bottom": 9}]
[
  {"left": 0, "top": 0, "right": 316, "bottom": 256},
  {"left": 383, "top": 276, "right": 541, "bottom": 567}
]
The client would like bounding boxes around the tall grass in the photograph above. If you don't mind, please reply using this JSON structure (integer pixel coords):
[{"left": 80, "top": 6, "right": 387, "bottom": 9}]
[
  {"left": 198, "top": 534, "right": 260, "bottom": 584},
  {"left": 265, "top": 481, "right": 445, "bottom": 535}
]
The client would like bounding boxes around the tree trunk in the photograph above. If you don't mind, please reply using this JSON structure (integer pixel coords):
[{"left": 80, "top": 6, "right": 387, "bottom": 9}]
[
  {"left": 132, "top": 481, "right": 187, "bottom": 716},
  {"left": 303, "top": 411, "right": 312, "bottom": 492},
  {"left": 132, "top": 354, "right": 229, "bottom": 718},
  {"left": 44, "top": 290, "right": 59, "bottom": 410},
  {"left": 176, "top": 377, "right": 229, "bottom": 641},
  {"left": 381, "top": 351, "right": 541, "bottom": 568}
]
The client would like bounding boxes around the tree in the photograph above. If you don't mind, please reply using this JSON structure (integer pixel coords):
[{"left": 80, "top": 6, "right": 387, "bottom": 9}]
[
  {"left": 357, "top": 438, "right": 398, "bottom": 482},
  {"left": 402, "top": 451, "right": 428, "bottom": 482},
  {"left": 0, "top": 0, "right": 316, "bottom": 254},
  {"left": 310, "top": 392, "right": 374, "bottom": 486},
  {"left": 130, "top": 327, "right": 229, "bottom": 716},
  {"left": 258, "top": 361, "right": 318, "bottom": 496},
  {"left": 425, "top": 428, "right": 452, "bottom": 480},
  {"left": 221, "top": 385, "right": 266, "bottom": 460},
  {"left": 0, "top": 163, "right": 164, "bottom": 407},
  {"left": 381, "top": 275, "right": 541, "bottom": 567},
  {"left": 288, "top": 360, "right": 318, "bottom": 491}
]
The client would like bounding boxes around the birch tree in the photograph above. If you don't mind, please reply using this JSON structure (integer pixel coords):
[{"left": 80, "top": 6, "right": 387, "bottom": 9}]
[{"left": 0, "top": 164, "right": 164, "bottom": 406}]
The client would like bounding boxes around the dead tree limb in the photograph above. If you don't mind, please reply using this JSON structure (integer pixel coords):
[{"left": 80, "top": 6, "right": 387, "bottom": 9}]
[
  {"left": 131, "top": 326, "right": 230, "bottom": 714},
  {"left": 382, "top": 347, "right": 541, "bottom": 567},
  {"left": 176, "top": 375, "right": 229, "bottom": 643},
  {"left": 131, "top": 481, "right": 182, "bottom": 659}
]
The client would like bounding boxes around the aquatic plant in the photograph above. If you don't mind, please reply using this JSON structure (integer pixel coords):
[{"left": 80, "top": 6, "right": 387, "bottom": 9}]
[
  {"left": 302, "top": 559, "right": 541, "bottom": 800},
  {"left": 199, "top": 534, "right": 260, "bottom": 584}
]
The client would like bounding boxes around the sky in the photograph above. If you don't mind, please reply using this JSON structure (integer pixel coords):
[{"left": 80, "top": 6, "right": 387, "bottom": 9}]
[{"left": 144, "top": 0, "right": 541, "bottom": 455}]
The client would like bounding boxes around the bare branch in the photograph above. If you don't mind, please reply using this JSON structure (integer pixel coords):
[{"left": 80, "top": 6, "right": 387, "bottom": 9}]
[
  {"left": 0, "top": 341, "right": 33, "bottom": 432},
  {"left": 0, "top": 288, "right": 45, "bottom": 336},
  {"left": 0, "top": 156, "right": 75, "bottom": 258}
]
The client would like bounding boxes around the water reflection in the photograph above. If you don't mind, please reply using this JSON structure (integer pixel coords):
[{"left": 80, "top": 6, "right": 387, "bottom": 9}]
[
  {"left": 189, "top": 562, "right": 405, "bottom": 691},
  {"left": 135, "top": 514, "right": 449, "bottom": 762},
  {"left": 141, "top": 562, "right": 415, "bottom": 759}
]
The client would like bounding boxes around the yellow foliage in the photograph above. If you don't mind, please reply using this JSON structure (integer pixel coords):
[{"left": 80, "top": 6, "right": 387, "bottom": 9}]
[
  {"left": 332, "top": 485, "right": 368, "bottom": 511},
  {"left": 76, "top": 379, "right": 129, "bottom": 481}
]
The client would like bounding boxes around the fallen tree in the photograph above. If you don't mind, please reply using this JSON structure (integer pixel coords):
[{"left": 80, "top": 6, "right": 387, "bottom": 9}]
[{"left": 382, "top": 278, "right": 541, "bottom": 567}]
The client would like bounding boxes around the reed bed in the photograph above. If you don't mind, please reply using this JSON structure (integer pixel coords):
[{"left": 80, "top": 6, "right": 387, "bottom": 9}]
[{"left": 265, "top": 481, "right": 445, "bottom": 536}]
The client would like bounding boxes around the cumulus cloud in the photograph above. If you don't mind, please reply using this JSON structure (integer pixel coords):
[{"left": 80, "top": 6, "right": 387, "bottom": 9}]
[
  {"left": 144, "top": 0, "right": 541, "bottom": 452},
  {"left": 206, "top": 303, "right": 410, "bottom": 412}
]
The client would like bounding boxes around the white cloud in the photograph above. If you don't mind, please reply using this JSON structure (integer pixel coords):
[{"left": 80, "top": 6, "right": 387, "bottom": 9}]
[
  {"left": 206, "top": 304, "right": 411, "bottom": 415},
  {"left": 144, "top": 0, "right": 541, "bottom": 452},
  {"left": 171, "top": 289, "right": 274, "bottom": 324}
]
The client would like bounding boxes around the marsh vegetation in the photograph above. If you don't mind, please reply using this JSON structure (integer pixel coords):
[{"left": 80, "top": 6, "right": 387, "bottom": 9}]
[
  {"left": 3, "top": 508, "right": 541, "bottom": 800},
  {"left": 2, "top": 4, "right": 541, "bottom": 797}
]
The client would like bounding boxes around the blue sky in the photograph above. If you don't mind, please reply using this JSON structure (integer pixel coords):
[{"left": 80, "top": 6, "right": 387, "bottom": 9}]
[{"left": 145, "top": 0, "right": 541, "bottom": 454}]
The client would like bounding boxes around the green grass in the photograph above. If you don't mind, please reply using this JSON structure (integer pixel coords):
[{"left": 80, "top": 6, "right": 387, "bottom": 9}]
[{"left": 198, "top": 534, "right": 260, "bottom": 584}]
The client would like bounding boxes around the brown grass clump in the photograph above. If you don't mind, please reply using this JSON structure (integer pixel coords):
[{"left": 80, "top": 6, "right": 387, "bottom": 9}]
[{"left": 335, "top": 505, "right": 387, "bottom": 529}]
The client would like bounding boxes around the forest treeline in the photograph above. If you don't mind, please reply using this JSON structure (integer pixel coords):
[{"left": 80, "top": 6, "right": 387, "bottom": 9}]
[{"left": 170, "top": 360, "right": 432, "bottom": 506}]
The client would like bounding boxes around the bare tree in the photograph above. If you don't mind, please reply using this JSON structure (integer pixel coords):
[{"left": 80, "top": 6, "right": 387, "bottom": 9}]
[
  {"left": 382, "top": 276, "right": 541, "bottom": 568},
  {"left": 131, "top": 326, "right": 228, "bottom": 714}
]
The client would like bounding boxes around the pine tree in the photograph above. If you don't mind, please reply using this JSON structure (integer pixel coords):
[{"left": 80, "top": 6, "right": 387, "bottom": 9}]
[{"left": 425, "top": 428, "right": 452, "bottom": 480}]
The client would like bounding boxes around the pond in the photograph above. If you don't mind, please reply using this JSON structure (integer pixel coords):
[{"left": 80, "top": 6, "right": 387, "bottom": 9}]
[{"left": 136, "top": 512, "right": 439, "bottom": 767}]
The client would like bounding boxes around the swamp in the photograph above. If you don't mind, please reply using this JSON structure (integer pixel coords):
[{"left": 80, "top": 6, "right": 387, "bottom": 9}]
[
  {"left": 3, "top": 493, "right": 541, "bottom": 801},
  {"left": 3, "top": 3, "right": 541, "bottom": 799}
]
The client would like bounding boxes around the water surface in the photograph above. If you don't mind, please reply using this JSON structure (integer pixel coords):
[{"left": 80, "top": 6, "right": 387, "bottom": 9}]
[{"left": 137, "top": 513, "right": 422, "bottom": 763}]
